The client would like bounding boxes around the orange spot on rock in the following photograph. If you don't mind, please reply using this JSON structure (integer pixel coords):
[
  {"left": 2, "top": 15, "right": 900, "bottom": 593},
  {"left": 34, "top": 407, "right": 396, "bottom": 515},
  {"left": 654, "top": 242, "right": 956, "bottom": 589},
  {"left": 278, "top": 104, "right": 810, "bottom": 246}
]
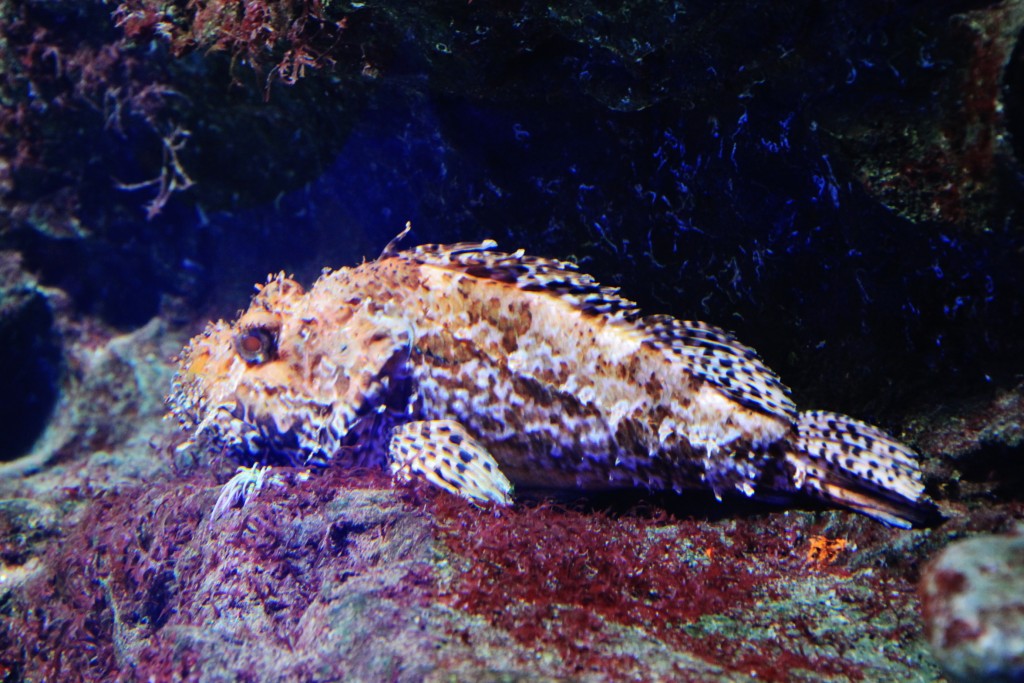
[{"left": 806, "top": 536, "right": 849, "bottom": 565}]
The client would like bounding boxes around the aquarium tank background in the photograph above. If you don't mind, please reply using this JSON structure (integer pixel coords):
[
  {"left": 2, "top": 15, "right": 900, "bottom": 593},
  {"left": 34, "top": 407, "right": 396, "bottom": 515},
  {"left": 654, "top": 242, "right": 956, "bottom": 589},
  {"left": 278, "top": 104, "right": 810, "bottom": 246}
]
[{"left": 1, "top": 1, "right": 1023, "bottom": 681}]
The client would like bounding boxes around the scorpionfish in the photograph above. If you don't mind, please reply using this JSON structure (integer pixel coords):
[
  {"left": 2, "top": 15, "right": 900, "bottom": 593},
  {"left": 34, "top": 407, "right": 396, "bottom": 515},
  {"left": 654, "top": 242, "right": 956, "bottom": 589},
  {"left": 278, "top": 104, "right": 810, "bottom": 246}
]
[{"left": 169, "top": 229, "right": 933, "bottom": 527}]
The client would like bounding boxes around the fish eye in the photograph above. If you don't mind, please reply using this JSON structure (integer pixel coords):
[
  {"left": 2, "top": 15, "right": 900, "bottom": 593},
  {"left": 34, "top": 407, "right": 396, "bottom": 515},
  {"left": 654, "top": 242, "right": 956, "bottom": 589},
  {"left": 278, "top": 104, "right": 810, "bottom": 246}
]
[{"left": 233, "top": 326, "right": 277, "bottom": 364}]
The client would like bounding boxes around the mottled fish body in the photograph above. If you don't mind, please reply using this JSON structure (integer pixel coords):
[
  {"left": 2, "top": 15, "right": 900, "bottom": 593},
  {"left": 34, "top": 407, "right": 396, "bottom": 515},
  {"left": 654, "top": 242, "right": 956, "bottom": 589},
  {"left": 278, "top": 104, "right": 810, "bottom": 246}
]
[{"left": 169, "top": 235, "right": 932, "bottom": 526}]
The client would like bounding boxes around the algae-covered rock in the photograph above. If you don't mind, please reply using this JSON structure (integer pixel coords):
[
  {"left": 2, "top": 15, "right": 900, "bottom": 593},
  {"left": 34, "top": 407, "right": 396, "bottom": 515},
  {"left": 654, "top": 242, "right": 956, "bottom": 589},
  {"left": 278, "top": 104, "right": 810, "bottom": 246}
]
[
  {"left": 0, "top": 469, "right": 956, "bottom": 682},
  {"left": 0, "top": 497, "right": 59, "bottom": 569}
]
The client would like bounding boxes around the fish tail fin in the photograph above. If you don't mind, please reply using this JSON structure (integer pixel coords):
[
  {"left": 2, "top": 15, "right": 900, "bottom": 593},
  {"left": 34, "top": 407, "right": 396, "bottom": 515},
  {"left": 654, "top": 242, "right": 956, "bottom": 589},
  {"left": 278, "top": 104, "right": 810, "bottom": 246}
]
[{"left": 784, "top": 410, "right": 938, "bottom": 528}]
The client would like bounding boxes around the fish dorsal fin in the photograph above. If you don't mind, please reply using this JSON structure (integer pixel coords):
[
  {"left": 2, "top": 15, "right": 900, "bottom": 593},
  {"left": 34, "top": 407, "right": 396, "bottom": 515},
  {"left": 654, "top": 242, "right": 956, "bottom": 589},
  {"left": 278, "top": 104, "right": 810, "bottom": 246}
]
[
  {"left": 639, "top": 316, "right": 796, "bottom": 420},
  {"left": 400, "top": 241, "right": 642, "bottom": 318},
  {"left": 396, "top": 241, "right": 795, "bottom": 421},
  {"left": 379, "top": 222, "right": 414, "bottom": 259}
]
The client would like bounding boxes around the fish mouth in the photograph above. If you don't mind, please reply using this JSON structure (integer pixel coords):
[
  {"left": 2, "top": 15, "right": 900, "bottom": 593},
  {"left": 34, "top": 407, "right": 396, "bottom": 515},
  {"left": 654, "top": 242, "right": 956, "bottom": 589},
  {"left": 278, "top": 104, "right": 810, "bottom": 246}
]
[
  {"left": 191, "top": 400, "right": 294, "bottom": 465},
  {"left": 193, "top": 397, "right": 353, "bottom": 467}
]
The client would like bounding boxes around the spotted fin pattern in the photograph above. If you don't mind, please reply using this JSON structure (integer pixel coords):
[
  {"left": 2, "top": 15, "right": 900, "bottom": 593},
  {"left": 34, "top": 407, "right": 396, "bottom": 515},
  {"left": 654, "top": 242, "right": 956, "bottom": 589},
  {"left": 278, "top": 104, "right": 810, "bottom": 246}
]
[
  {"left": 389, "top": 419, "right": 513, "bottom": 505},
  {"left": 786, "top": 410, "right": 930, "bottom": 528},
  {"left": 404, "top": 241, "right": 642, "bottom": 317},
  {"left": 639, "top": 316, "right": 796, "bottom": 421},
  {"left": 399, "top": 241, "right": 794, "bottom": 421}
]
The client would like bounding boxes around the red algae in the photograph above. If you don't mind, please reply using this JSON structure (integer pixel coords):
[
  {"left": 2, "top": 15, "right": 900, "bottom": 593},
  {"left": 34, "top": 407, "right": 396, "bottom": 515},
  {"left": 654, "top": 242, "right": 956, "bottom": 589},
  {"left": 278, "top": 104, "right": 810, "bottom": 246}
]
[
  {"left": 114, "top": 0, "right": 346, "bottom": 91},
  {"left": 0, "top": 469, "right": 948, "bottom": 681},
  {"left": 0, "top": 466, "right": 404, "bottom": 681},
  {"left": 0, "top": 480, "right": 208, "bottom": 681},
  {"left": 427, "top": 495, "right": 879, "bottom": 680}
]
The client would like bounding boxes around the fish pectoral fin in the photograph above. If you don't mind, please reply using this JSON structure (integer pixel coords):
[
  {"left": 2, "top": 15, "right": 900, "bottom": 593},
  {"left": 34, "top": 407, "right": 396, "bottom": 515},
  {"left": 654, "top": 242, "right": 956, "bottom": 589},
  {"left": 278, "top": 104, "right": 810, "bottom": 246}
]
[{"left": 388, "top": 419, "right": 513, "bottom": 506}]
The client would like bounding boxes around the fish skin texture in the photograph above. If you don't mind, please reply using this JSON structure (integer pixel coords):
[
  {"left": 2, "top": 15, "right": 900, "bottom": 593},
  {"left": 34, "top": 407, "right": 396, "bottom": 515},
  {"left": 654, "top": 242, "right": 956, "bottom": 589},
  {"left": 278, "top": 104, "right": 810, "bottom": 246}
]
[{"left": 168, "top": 237, "right": 933, "bottom": 527}]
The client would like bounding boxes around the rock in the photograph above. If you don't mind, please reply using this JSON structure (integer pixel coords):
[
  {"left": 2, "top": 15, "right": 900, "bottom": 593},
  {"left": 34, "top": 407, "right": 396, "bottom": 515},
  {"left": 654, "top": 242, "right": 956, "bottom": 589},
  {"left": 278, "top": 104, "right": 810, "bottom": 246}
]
[
  {"left": 0, "top": 497, "right": 60, "bottom": 567},
  {"left": 0, "top": 313, "right": 189, "bottom": 499},
  {"left": 904, "top": 382, "right": 1024, "bottom": 464},
  {"left": 0, "top": 468, "right": 952, "bottom": 682},
  {"left": 920, "top": 531, "right": 1024, "bottom": 683}
]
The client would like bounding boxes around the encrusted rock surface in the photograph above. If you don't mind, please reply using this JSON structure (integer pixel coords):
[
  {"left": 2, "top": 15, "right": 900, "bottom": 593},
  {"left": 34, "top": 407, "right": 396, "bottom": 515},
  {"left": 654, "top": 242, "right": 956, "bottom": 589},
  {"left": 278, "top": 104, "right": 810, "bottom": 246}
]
[
  {"left": 0, "top": 463, "right": 951, "bottom": 682},
  {"left": 920, "top": 531, "right": 1024, "bottom": 683}
]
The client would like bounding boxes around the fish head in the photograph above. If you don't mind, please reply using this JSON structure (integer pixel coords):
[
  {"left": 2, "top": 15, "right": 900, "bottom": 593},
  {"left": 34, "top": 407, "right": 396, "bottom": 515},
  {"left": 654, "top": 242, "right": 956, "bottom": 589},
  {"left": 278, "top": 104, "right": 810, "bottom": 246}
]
[{"left": 168, "top": 271, "right": 412, "bottom": 465}]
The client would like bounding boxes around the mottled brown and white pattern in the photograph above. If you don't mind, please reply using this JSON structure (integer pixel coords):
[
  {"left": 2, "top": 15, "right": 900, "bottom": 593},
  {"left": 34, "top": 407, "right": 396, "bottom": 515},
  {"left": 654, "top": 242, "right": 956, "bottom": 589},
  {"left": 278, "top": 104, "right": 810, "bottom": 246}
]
[{"left": 168, "top": 229, "right": 934, "bottom": 527}]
